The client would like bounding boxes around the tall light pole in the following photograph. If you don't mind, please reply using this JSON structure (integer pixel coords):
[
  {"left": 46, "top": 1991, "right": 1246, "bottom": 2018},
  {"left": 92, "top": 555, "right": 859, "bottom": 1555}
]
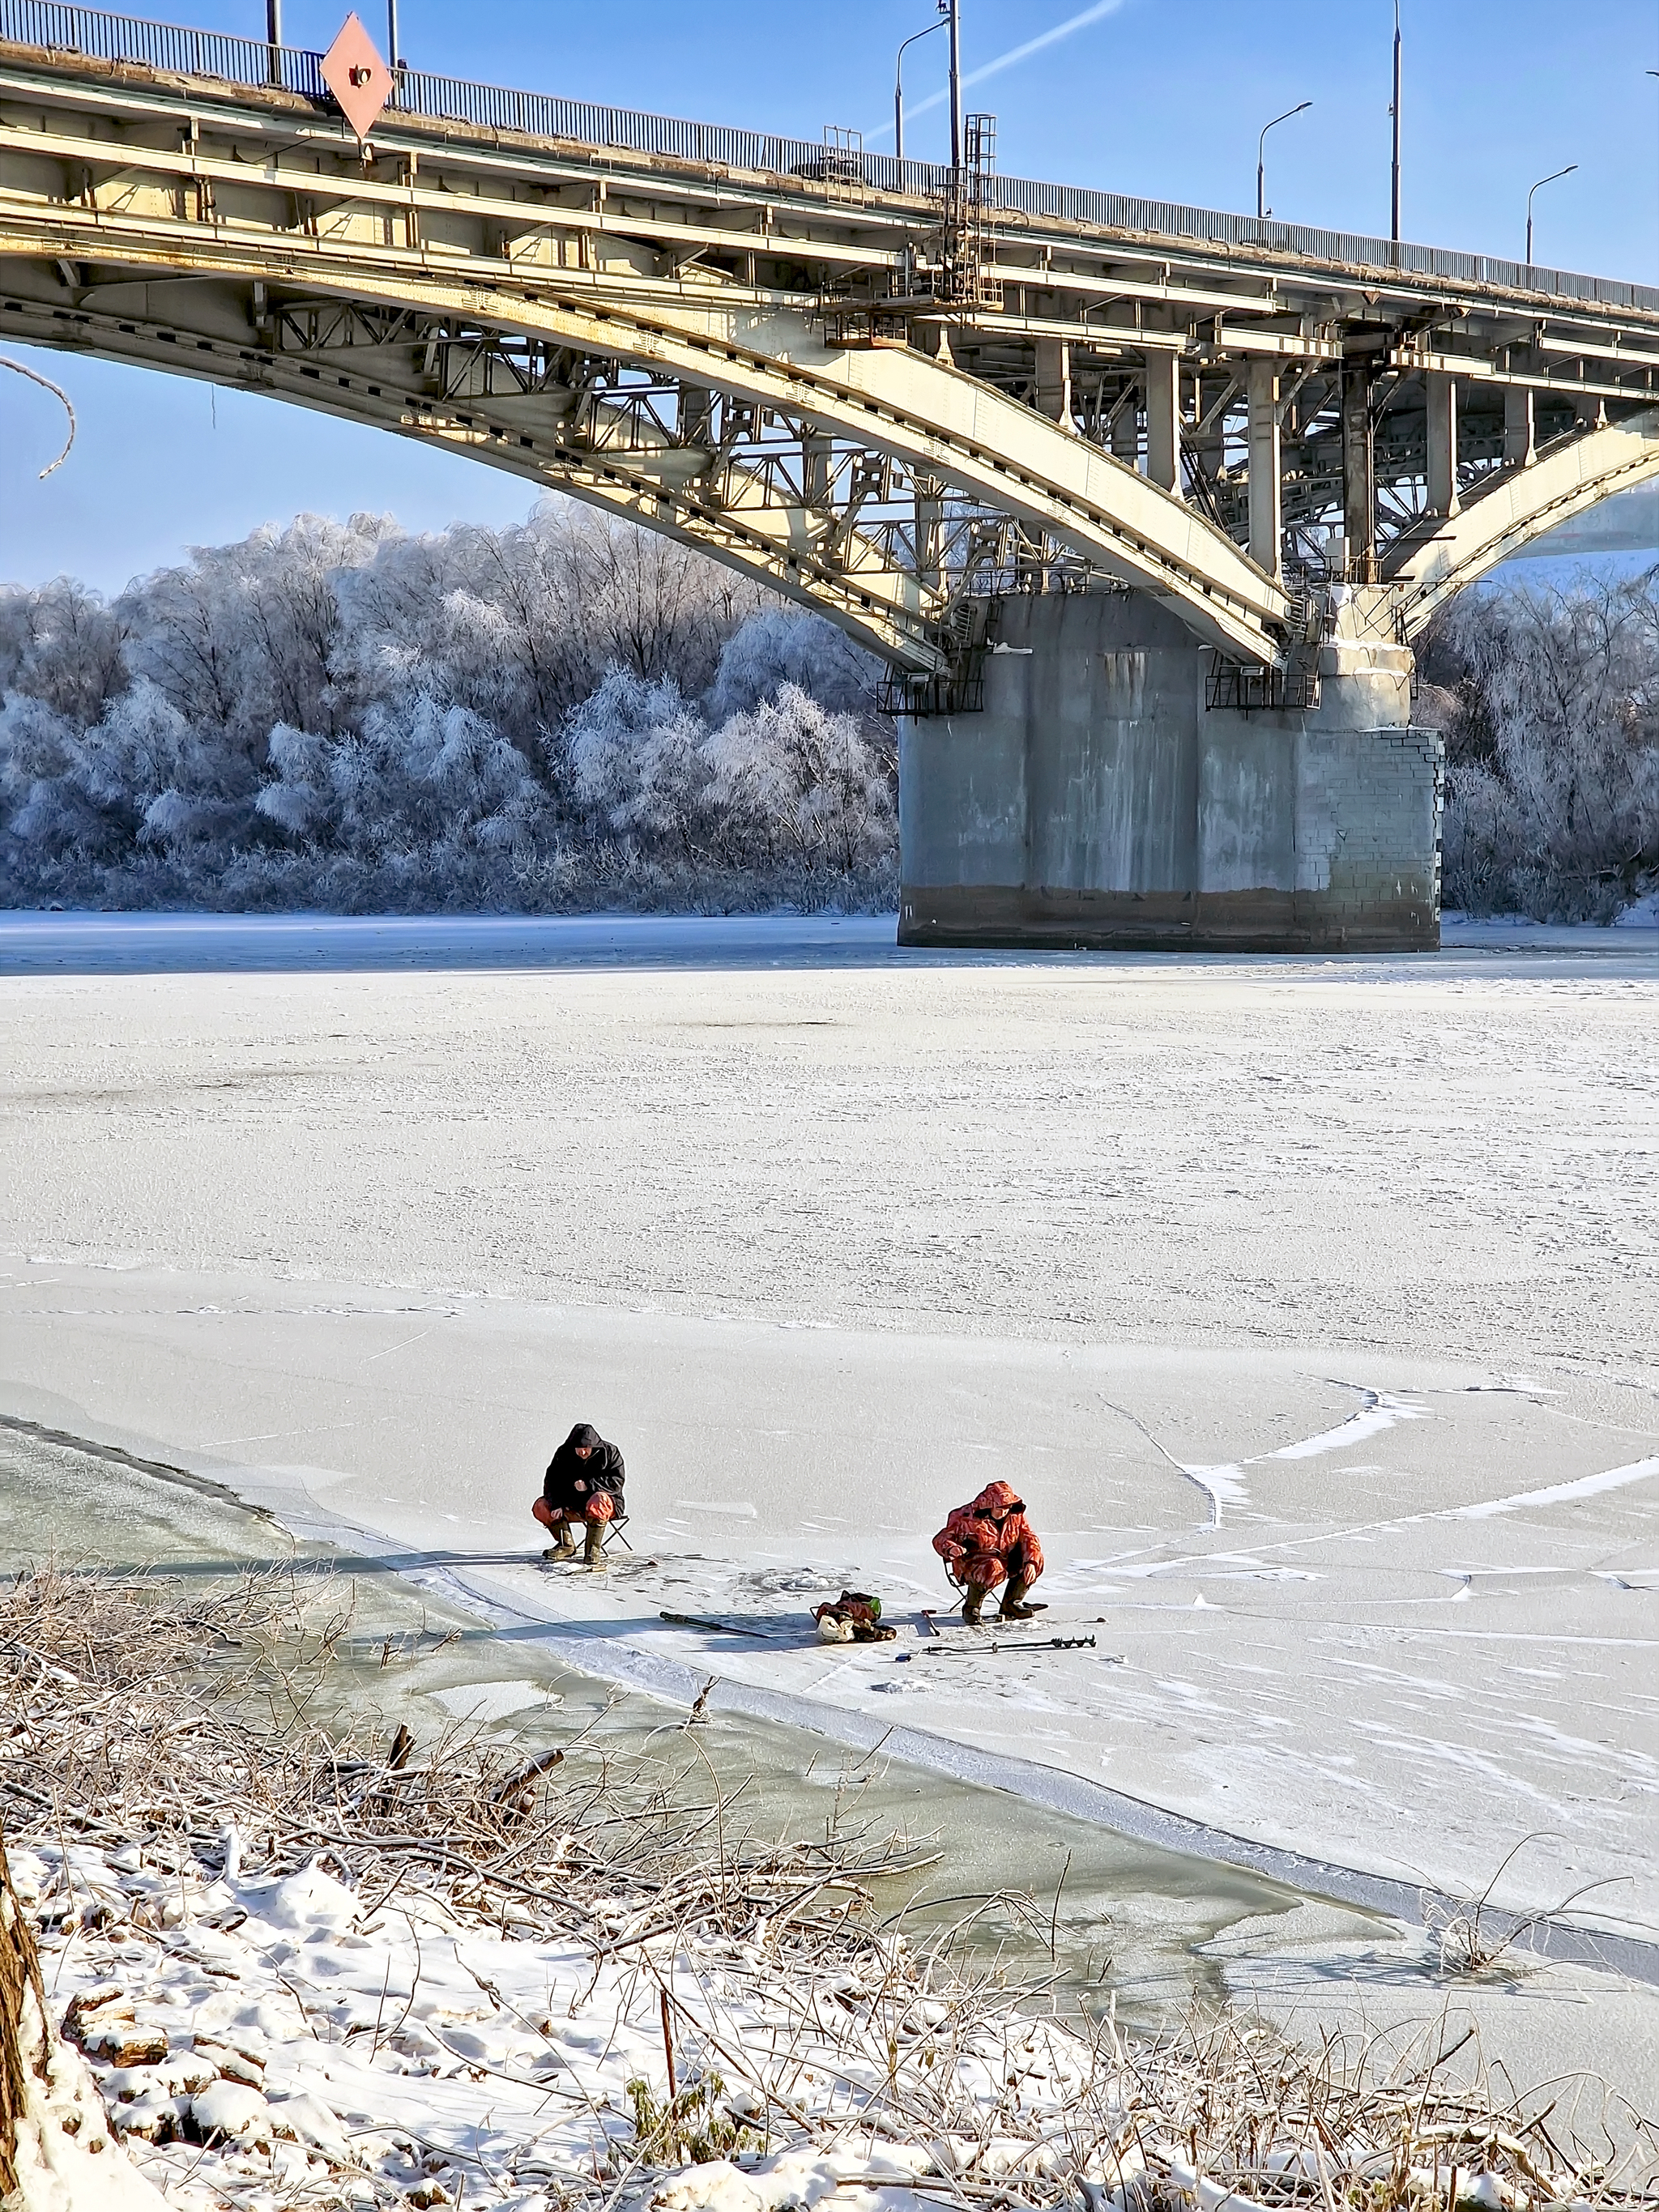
[
  {"left": 946, "top": 0, "right": 962, "bottom": 172},
  {"left": 893, "top": 9, "right": 948, "bottom": 165},
  {"left": 1256, "top": 100, "right": 1311, "bottom": 221},
  {"left": 1525, "top": 163, "right": 1576, "bottom": 266},
  {"left": 264, "top": 0, "right": 281, "bottom": 86},
  {"left": 386, "top": 0, "right": 399, "bottom": 70},
  {"left": 1390, "top": 1, "right": 1402, "bottom": 241}
]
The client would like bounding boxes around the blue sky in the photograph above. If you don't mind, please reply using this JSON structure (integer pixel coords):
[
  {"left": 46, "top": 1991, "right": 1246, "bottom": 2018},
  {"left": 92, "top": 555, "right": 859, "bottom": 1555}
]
[{"left": 2, "top": 0, "right": 1657, "bottom": 591}]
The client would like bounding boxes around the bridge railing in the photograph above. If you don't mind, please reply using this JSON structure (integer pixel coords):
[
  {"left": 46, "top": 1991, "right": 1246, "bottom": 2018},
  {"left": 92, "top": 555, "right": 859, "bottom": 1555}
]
[
  {"left": 4, "top": 0, "right": 1657, "bottom": 318},
  {"left": 0, "top": 0, "right": 322, "bottom": 94}
]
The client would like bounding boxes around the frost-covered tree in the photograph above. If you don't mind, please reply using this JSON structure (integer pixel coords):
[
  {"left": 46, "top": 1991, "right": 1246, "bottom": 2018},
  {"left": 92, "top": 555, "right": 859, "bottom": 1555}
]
[
  {"left": 331, "top": 506, "right": 768, "bottom": 756},
  {"left": 565, "top": 667, "right": 710, "bottom": 860},
  {"left": 122, "top": 514, "right": 390, "bottom": 749},
  {"left": 1422, "top": 565, "right": 1659, "bottom": 921},
  {"left": 702, "top": 607, "right": 877, "bottom": 722},
  {"left": 704, "top": 686, "right": 896, "bottom": 882},
  {"left": 2, "top": 679, "right": 211, "bottom": 862},
  {"left": 0, "top": 501, "right": 894, "bottom": 912},
  {"left": 257, "top": 695, "right": 551, "bottom": 860},
  {"left": 0, "top": 575, "right": 130, "bottom": 726}
]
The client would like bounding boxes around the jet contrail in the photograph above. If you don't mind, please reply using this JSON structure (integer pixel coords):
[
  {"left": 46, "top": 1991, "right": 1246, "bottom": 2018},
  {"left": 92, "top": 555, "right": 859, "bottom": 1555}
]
[{"left": 869, "top": 0, "right": 1130, "bottom": 139}]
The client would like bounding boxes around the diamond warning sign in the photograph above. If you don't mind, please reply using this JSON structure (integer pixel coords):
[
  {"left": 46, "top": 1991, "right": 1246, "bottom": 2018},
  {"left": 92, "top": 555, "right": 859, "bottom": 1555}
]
[{"left": 321, "top": 14, "right": 394, "bottom": 143}]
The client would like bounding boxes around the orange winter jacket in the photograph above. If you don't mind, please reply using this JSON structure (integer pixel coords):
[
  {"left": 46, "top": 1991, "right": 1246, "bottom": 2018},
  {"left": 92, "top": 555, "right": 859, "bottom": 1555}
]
[{"left": 931, "top": 1481, "right": 1044, "bottom": 1582}]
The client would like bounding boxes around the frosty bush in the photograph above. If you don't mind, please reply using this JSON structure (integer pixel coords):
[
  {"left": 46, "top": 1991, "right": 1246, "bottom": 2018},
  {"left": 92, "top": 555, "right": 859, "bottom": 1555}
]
[
  {"left": 0, "top": 502, "right": 896, "bottom": 913},
  {"left": 565, "top": 667, "right": 897, "bottom": 900},
  {"left": 1422, "top": 565, "right": 1659, "bottom": 923}
]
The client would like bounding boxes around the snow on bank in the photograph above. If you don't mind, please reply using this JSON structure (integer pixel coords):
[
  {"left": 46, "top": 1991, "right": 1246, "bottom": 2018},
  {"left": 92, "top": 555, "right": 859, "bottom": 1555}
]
[
  {"left": 0, "top": 1823, "right": 1188, "bottom": 2212},
  {"left": 2, "top": 1860, "right": 165, "bottom": 2212},
  {"left": 7, "top": 1835, "right": 1648, "bottom": 2212}
]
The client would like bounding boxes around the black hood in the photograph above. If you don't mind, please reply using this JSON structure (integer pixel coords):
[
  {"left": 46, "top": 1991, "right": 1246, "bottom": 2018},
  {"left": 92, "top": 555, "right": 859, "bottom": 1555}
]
[{"left": 564, "top": 1421, "right": 602, "bottom": 1451}]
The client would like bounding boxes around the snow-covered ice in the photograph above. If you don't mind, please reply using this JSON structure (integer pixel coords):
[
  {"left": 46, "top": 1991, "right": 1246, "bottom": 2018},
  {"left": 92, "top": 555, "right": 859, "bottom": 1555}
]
[{"left": 1, "top": 911, "right": 1655, "bottom": 1966}]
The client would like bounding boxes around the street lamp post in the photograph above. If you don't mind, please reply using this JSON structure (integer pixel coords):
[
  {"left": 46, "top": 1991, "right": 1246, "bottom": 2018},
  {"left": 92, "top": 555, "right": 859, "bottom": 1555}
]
[
  {"left": 893, "top": 10, "right": 948, "bottom": 165},
  {"left": 1390, "top": 1, "right": 1402, "bottom": 241},
  {"left": 946, "top": 0, "right": 962, "bottom": 172},
  {"left": 1525, "top": 164, "right": 1577, "bottom": 265},
  {"left": 1256, "top": 100, "right": 1311, "bottom": 222}
]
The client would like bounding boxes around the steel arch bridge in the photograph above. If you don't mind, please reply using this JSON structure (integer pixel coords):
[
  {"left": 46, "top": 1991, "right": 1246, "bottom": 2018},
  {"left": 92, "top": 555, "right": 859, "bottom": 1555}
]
[{"left": 2, "top": 1, "right": 1657, "bottom": 703}]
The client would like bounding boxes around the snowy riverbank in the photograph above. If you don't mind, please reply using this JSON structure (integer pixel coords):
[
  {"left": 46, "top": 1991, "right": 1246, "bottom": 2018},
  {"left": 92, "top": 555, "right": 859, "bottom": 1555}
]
[{"left": 8, "top": 1554, "right": 1659, "bottom": 2212}]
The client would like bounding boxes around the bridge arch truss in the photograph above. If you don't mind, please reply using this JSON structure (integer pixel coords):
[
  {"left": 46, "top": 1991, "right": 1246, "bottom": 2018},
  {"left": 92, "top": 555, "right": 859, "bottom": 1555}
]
[{"left": 3, "top": 9, "right": 1659, "bottom": 684}]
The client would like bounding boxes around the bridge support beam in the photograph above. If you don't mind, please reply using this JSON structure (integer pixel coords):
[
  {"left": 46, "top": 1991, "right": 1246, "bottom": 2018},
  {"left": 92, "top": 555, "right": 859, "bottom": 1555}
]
[
  {"left": 1341, "top": 361, "right": 1378, "bottom": 582},
  {"left": 1247, "top": 360, "right": 1282, "bottom": 578},
  {"left": 898, "top": 591, "right": 1441, "bottom": 953},
  {"left": 1145, "top": 356, "right": 1182, "bottom": 495},
  {"left": 1426, "top": 371, "right": 1460, "bottom": 518}
]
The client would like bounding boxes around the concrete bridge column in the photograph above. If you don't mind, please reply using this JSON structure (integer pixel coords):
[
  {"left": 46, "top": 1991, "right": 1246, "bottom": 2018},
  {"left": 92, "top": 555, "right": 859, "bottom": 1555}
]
[
  {"left": 1341, "top": 361, "right": 1378, "bottom": 581},
  {"left": 914, "top": 471, "right": 946, "bottom": 595},
  {"left": 802, "top": 427, "right": 833, "bottom": 509},
  {"left": 1034, "top": 339, "right": 1073, "bottom": 426},
  {"left": 898, "top": 590, "right": 1441, "bottom": 953}
]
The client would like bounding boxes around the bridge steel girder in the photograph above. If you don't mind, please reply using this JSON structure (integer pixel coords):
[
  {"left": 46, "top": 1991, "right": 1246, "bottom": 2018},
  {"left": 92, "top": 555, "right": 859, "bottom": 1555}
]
[
  {"left": 0, "top": 204, "right": 1289, "bottom": 662},
  {"left": 0, "top": 264, "right": 957, "bottom": 671},
  {"left": 1384, "top": 409, "right": 1659, "bottom": 638},
  {"left": 5, "top": 30, "right": 1659, "bottom": 667}
]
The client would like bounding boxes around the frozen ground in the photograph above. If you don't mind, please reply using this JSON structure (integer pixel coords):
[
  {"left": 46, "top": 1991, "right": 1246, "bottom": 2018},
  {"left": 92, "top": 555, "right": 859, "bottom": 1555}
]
[{"left": 2, "top": 911, "right": 1657, "bottom": 1975}]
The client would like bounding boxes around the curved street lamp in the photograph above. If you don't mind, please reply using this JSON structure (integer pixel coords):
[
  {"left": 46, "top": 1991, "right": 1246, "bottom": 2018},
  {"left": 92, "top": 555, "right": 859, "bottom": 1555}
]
[
  {"left": 894, "top": 7, "right": 949, "bottom": 165},
  {"left": 1256, "top": 100, "right": 1311, "bottom": 222},
  {"left": 1525, "top": 163, "right": 1577, "bottom": 266}
]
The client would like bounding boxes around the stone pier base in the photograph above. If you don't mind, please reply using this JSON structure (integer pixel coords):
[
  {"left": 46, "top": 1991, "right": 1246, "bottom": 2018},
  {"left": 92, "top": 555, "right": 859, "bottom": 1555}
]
[{"left": 898, "top": 591, "right": 1442, "bottom": 953}]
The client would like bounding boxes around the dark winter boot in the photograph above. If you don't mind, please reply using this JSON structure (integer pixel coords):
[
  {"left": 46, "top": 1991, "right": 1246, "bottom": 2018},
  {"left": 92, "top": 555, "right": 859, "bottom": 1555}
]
[
  {"left": 543, "top": 1525, "right": 577, "bottom": 1562},
  {"left": 583, "top": 1519, "right": 608, "bottom": 1570},
  {"left": 961, "top": 1586, "right": 985, "bottom": 1627},
  {"left": 998, "top": 1577, "right": 1038, "bottom": 1621}
]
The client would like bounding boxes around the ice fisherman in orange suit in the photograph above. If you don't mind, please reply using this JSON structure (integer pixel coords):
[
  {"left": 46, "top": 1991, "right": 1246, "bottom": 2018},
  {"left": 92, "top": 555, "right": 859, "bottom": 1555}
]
[{"left": 931, "top": 1479, "right": 1045, "bottom": 1626}]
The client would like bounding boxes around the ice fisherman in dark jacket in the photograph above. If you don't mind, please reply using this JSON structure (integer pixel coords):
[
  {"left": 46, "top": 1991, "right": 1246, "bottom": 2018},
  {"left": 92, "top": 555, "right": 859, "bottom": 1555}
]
[{"left": 533, "top": 1421, "right": 625, "bottom": 1568}]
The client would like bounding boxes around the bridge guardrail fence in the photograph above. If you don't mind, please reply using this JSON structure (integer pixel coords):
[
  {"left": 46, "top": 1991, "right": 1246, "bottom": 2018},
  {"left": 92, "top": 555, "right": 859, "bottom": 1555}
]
[
  {"left": 3, "top": 0, "right": 1657, "bottom": 317},
  {"left": 0, "top": 0, "right": 322, "bottom": 94}
]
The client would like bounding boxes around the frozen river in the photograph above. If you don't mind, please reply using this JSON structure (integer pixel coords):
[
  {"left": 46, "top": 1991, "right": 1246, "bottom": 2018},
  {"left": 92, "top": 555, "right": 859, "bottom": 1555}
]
[{"left": 2, "top": 908, "right": 1657, "bottom": 2088}]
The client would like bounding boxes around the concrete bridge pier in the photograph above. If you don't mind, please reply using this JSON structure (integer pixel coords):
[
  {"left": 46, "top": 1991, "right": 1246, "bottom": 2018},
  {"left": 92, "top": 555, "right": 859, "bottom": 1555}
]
[{"left": 897, "top": 590, "right": 1443, "bottom": 953}]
